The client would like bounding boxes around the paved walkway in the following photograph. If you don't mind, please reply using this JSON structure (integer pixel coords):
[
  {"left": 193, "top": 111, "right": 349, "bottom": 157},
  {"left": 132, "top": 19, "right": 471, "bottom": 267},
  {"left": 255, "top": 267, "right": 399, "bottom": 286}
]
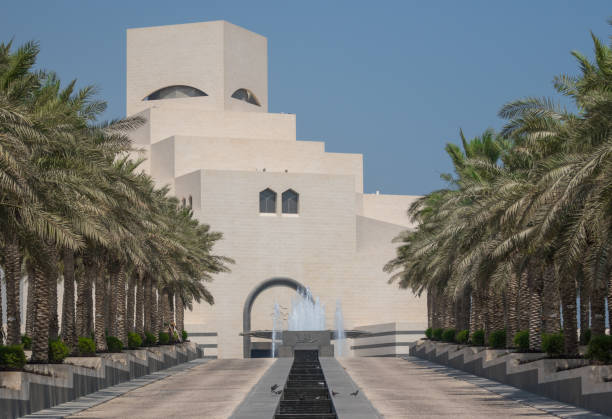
[
  {"left": 339, "top": 357, "right": 602, "bottom": 418},
  {"left": 68, "top": 359, "right": 273, "bottom": 419}
]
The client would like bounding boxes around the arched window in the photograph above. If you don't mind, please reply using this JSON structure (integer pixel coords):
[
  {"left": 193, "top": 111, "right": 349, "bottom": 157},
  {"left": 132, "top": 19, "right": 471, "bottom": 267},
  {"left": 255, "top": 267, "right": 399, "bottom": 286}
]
[
  {"left": 188, "top": 195, "right": 193, "bottom": 208},
  {"left": 231, "top": 88, "right": 261, "bottom": 106},
  {"left": 144, "top": 85, "right": 207, "bottom": 101},
  {"left": 282, "top": 189, "right": 299, "bottom": 214},
  {"left": 259, "top": 188, "right": 276, "bottom": 213},
  {"left": 181, "top": 197, "right": 186, "bottom": 208}
]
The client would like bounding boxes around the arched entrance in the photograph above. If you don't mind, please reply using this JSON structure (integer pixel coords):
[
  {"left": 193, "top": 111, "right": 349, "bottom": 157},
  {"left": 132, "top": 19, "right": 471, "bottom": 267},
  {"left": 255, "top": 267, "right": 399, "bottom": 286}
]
[{"left": 242, "top": 277, "right": 305, "bottom": 358}]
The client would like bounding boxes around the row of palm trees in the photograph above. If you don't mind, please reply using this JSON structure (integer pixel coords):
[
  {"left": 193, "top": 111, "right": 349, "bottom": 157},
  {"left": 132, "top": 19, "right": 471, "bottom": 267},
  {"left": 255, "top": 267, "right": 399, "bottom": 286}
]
[
  {"left": 0, "top": 41, "right": 231, "bottom": 362},
  {"left": 386, "top": 26, "right": 612, "bottom": 355}
]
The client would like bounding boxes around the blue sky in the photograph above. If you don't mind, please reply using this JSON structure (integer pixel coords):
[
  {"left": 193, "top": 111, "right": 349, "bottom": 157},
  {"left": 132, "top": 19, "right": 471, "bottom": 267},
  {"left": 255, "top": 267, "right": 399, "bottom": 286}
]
[{"left": 1, "top": 1, "right": 610, "bottom": 195}]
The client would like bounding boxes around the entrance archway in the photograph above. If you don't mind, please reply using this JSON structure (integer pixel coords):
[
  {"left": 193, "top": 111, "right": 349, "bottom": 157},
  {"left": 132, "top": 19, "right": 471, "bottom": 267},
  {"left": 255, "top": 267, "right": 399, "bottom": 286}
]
[{"left": 242, "top": 277, "right": 305, "bottom": 358}]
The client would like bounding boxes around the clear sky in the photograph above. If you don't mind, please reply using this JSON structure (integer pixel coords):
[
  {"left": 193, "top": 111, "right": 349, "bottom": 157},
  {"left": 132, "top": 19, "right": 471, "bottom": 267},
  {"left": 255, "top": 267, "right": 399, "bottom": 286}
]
[{"left": 1, "top": 1, "right": 610, "bottom": 195}]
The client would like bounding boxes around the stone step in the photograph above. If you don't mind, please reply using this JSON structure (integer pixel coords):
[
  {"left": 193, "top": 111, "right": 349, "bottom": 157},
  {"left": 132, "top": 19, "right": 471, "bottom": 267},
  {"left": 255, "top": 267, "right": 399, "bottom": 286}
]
[{"left": 278, "top": 400, "right": 334, "bottom": 414}]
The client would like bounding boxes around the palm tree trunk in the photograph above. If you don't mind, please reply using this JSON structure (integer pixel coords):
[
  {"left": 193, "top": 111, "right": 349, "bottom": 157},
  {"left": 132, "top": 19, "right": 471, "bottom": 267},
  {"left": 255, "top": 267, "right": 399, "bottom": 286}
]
[
  {"left": 4, "top": 233, "right": 22, "bottom": 345},
  {"left": 578, "top": 269, "right": 590, "bottom": 342},
  {"left": 559, "top": 275, "right": 578, "bottom": 355},
  {"left": 542, "top": 265, "right": 561, "bottom": 333},
  {"left": 78, "top": 259, "right": 95, "bottom": 338},
  {"left": 48, "top": 246, "right": 59, "bottom": 341},
  {"left": 104, "top": 278, "right": 112, "bottom": 335},
  {"left": 86, "top": 280, "right": 94, "bottom": 336},
  {"left": 518, "top": 271, "right": 530, "bottom": 330},
  {"left": 591, "top": 278, "right": 606, "bottom": 336},
  {"left": 152, "top": 283, "right": 160, "bottom": 335},
  {"left": 427, "top": 288, "right": 433, "bottom": 329},
  {"left": 112, "top": 265, "right": 127, "bottom": 345},
  {"left": 94, "top": 265, "right": 107, "bottom": 352},
  {"left": 607, "top": 273, "right": 612, "bottom": 337},
  {"left": 485, "top": 285, "right": 496, "bottom": 339},
  {"left": 176, "top": 295, "right": 184, "bottom": 335},
  {"left": 506, "top": 271, "right": 519, "bottom": 347},
  {"left": 25, "top": 264, "right": 35, "bottom": 338},
  {"left": 161, "top": 289, "right": 170, "bottom": 330},
  {"left": 135, "top": 270, "right": 144, "bottom": 336},
  {"left": 144, "top": 274, "right": 152, "bottom": 333},
  {"left": 126, "top": 274, "right": 135, "bottom": 334},
  {"left": 31, "top": 245, "right": 54, "bottom": 362},
  {"left": 61, "top": 248, "right": 76, "bottom": 349},
  {"left": 169, "top": 292, "right": 175, "bottom": 326},
  {"left": 528, "top": 271, "right": 543, "bottom": 351}
]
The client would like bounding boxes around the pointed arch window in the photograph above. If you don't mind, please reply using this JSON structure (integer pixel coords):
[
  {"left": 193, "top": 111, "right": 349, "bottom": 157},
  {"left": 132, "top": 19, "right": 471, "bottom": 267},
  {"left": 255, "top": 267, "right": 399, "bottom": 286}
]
[
  {"left": 282, "top": 189, "right": 299, "bottom": 214},
  {"left": 231, "top": 88, "right": 261, "bottom": 106},
  {"left": 181, "top": 197, "right": 186, "bottom": 208},
  {"left": 188, "top": 195, "right": 193, "bottom": 208},
  {"left": 259, "top": 188, "right": 277, "bottom": 213},
  {"left": 144, "top": 85, "right": 207, "bottom": 101}
]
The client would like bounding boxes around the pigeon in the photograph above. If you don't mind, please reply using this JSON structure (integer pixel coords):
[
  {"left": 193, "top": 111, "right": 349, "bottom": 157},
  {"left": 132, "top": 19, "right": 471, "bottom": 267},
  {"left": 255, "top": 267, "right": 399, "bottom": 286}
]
[
  {"left": 332, "top": 390, "right": 339, "bottom": 397},
  {"left": 350, "top": 390, "right": 359, "bottom": 397},
  {"left": 271, "top": 384, "right": 279, "bottom": 392},
  {"left": 274, "top": 390, "right": 282, "bottom": 395}
]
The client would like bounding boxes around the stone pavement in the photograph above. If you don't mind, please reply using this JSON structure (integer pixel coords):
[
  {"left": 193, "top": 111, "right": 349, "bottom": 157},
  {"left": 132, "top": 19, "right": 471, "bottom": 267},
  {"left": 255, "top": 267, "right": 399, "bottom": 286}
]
[
  {"left": 339, "top": 357, "right": 605, "bottom": 418},
  {"left": 68, "top": 358, "right": 273, "bottom": 419}
]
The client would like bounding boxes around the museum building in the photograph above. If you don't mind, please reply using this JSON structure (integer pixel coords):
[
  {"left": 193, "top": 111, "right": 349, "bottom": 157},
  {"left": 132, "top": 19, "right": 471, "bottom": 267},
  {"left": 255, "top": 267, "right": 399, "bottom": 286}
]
[{"left": 126, "top": 20, "right": 426, "bottom": 358}]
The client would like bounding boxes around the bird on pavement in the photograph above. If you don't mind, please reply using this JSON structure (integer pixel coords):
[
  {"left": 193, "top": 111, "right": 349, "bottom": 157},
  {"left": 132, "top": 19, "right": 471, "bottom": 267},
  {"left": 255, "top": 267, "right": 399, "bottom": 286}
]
[
  {"left": 274, "top": 389, "right": 282, "bottom": 395},
  {"left": 271, "top": 384, "right": 279, "bottom": 392},
  {"left": 332, "top": 390, "right": 339, "bottom": 397},
  {"left": 350, "top": 390, "right": 359, "bottom": 397}
]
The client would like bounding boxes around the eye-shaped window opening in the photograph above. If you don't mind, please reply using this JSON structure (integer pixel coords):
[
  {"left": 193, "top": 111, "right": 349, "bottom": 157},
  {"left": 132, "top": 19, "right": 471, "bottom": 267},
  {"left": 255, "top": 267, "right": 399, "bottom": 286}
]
[
  {"left": 144, "top": 85, "right": 208, "bottom": 101},
  {"left": 231, "top": 88, "right": 261, "bottom": 106},
  {"left": 259, "top": 188, "right": 276, "bottom": 213},
  {"left": 282, "top": 189, "right": 299, "bottom": 214}
]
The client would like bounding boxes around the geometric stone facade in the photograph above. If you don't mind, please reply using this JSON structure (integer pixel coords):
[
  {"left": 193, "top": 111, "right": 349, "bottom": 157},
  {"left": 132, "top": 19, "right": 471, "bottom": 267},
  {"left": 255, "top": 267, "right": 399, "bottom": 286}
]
[{"left": 126, "top": 20, "right": 427, "bottom": 358}]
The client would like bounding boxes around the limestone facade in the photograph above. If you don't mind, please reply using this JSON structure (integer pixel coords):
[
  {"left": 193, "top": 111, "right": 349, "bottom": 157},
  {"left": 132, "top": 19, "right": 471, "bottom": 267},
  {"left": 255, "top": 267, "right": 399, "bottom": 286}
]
[{"left": 126, "top": 20, "right": 426, "bottom": 358}]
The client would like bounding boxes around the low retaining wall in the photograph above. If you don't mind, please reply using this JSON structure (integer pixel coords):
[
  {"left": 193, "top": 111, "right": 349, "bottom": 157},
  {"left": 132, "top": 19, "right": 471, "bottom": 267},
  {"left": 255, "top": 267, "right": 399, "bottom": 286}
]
[
  {"left": 0, "top": 342, "right": 199, "bottom": 419},
  {"left": 410, "top": 340, "right": 612, "bottom": 417}
]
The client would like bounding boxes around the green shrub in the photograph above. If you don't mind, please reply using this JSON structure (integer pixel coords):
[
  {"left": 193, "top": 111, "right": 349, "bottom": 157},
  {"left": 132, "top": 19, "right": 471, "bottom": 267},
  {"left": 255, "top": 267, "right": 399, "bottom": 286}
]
[
  {"left": 48, "top": 339, "right": 70, "bottom": 363},
  {"left": 173, "top": 332, "right": 179, "bottom": 343},
  {"left": 586, "top": 334, "right": 612, "bottom": 364},
  {"left": 442, "top": 329, "right": 456, "bottom": 342},
  {"left": 182, "top": 330, "right": 188, "bottom": 342},
  {"left": 21, "top": 335, "right": 32, "bottom": 350},
  {"left": 513, "top": 330, "right": 529, "bottom": 351},
  {"left": 471, "top": 329, "right": 485, "bottom": 346},
  {"left": 456, "top": 330, "right": 469, "bottom": 344},
  {"left": 106, "top": 336, "right": 123, "bottom": 353},
  {"left": 0, "top": 345, "right": 27, "bottom": 370},
  {"left": 158, "top": 332, "right": 170, "bottom": 345},
  {"left": 144, "top": 331, "right": 157, "bottom": 346},
  {"left": 128, "top": 332, "right": 142, "bottom": 349},
  {"left": 77, "top": 337, "right": 96, "bottom": 356},
  {"left": 425, "top": 328, "right": 433, "bottom": 339},
  {"left": 580, "top": 329, "right": 592, "bottom": 345},
  {"left": 432, "top": 328, "right": 444, "bottom": 340},
  {"left": 488, "top": 330, "right": 506, "bottom": 349},
  {"left": 542, "top": 333, "right": 564, "bottom": 357}
]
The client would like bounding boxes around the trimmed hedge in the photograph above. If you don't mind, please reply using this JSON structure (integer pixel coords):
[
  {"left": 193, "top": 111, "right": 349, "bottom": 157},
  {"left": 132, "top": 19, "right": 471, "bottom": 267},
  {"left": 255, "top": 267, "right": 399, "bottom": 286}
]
[
  {"left": 21, "top": 335, "right": 32, "bottom": 350},
  {"left": 513, "top": 330, "right": 529, "bottom": 351},
  {"left": 144, "top": 331, "right": 157, "bottom": 346},
  {"left": 442, "top": 329, "right": 456, "bottom": 342},
  {"left": 106, "top": 336, "right": 123, "bottom": 353},
  {"left": 425, "top": 328, "right": 433, "bottom": 339},
  {"left": 542, "top": 333, "right": 564, "bottom": 357},
  {"left": 0, "top": 345, "right": 27, "bottom": 370},
  {"left": 432, "top": 328, "right": 444, "bottom": 340},
  {"left": 158, "top": 332, "right": 170, "bottom": 345},
  {"left": 182, "top": 330, "right": 188, "bottom": 342},
  {"left": 456, "top": 329, "right": 469, "bottom": 344},
  {"left": 128, "top": 332, "right": 142, "bottom": 349},
  {"left": 586, "top": 334, "right": 612, "bottom": 364},
  {"left": 580, "top": 329, "right": 592, "bottom": 345},
  {"left": 471, "top": 329, "right": 485, "bottom": 346},
  {"left": 488, "top": 330, "right": 506, "bottom": 349},
  {"left": 48, "top": 339, "right": 70, "bottom": 363},
  {"left": 77, "top": 337, "right": 96, "bottom": 356}
]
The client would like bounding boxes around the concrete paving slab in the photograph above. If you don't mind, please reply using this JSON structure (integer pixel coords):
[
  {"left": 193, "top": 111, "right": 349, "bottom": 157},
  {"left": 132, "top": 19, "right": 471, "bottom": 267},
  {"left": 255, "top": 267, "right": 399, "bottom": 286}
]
[
  {"left": 340, "top": 357, "right": 577, "bottom": 418},
  {"left": 67, "top": 358, "right": 273, "bottom": 419}
]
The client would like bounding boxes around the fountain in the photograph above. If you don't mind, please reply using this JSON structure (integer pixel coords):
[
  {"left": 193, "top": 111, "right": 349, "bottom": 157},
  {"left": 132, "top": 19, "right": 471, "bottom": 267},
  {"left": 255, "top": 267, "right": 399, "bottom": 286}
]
[{"left": 242, "top": 287, "right": 369, "bottom": 358}]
